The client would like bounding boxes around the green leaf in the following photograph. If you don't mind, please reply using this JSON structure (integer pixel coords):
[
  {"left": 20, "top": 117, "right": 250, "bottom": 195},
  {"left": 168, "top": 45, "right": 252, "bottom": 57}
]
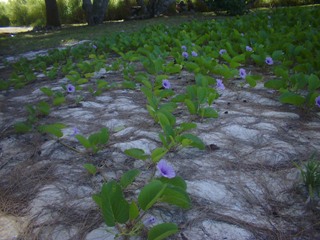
[
  {"left": 180, "top": 133, "right": 205, "bottom": 150},
  {"left": 158, "top": 176, "right": 187, "bottom": 190},
  {"left": 197, "top": 87, "right": 207, "bottom": 104},
  {"left": 94, "top": 181, "right": 129, "bottom": 226},
  {"left": 148, "top": 223, "right": 178, "bottom": 240},
  {"left": 83, "top": 163, "right": 97, "bottom": 175},
  {"left": 124, "top": 148, "right": 149, "bottom": 160},
  {"left": 14, "top": 122, "right": 32, "bottom": 133},
  {"left": 308, "top": 74, "right": 320, "bottom": 92},
  {"left": 120, "top": 169, "right": 141, "bottom": 188},
  {"left": 201, "top": 107, "right": 219, "bottom": 118},
  {"left": 245, "top": 75, "right": 257, "bottom": 87},
  {"left": 37, "top": 101, "right": 50, "bottom": 116},
  {"left": 38, "top": 123, "right": 65, "bottom": 138},
  {"left": 264, "top": 79, "right": 286, "bottom": 90},
  {"left": 40, "top": 87, "right": 54, "bottom": 97},
  {"left": 184, "top": 99, "right": 197, "bottom": 115},
  {"left": 151, "top": 147, "right": 168, "bottom": 163},
  {"left": 178, "top": 122, "right": 197, "bottom": 133},
  {"left": 53, "top": 96, "right": 65, "bottom": 106},
  {"left": 122, "top": 80, "right": 136, "bottom": 89},
  {"left": 161, "top": 185, "right": 191, "bottom": 209},
  {"left": 279, "top": 92, "right": 306, "bottom": 106},
  {"left": 129, "top": 201, "right": 139, "bottom": 220},
  {"left": 75, "top": 135, "right": 91, "bottom": 149},
  {"left": 138, "top": 180, "right": 167, "bottom": 211}
]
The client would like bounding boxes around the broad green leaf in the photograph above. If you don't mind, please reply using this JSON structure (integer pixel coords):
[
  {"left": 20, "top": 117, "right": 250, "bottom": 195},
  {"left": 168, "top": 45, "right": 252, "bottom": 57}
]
[
  {"left": 178, "top": 122, "right": 197, "bottom": 133},
  {"left": 264, "top": 79, "right": 286, "bottom": 90},
  {"left": 83, "top": 163, "right": 97, "bottom": 175},
  {"left": 40, "top": 87, "right": 53, "bottom": 97},
  {"left": 14, "top": 122, "right": 32, "bottom": 133},
  {"left": 160, "top": 185, "right": 191, "bottom": 209},
  {"left": 308, "top": 74, "right": 320, "bottom": 92},
  {"left": 53, "top": 96, "right": 65, "bottom": 106},
  {"left": 159, "top": 176, "right": 187, "bottom": 190},
  {"left": 138, "top": 180, "right": 167, "bottom": 211},
  {"left": 180, "top": 133, "right": 205, "bottom": 150},
  {"left": 129, "top": 201, "right": 139, "bottom": 220},
  {"left": 124, "top": 148, "right": 149, "bottom": 160},
  {"left": 245, "top": 75, "right": 257, "bottom": 87},
  {"left": 148, "top": 223, "right": 178, "bottom": 240},
  {"left": 279, "top": 92, "right": 306, "bottom": 106},
  {"left": 164, "top": 64, "right": 182, "bottom": 74},
  {"left": 38, "top": 123, "right": 65, "bottom": 138},
  {"left": 122, "top": 81, "right": 136, "bottom": 89},
  {"left": 37, "top": 101, "right": 50, "bottom": 116},
  {"left": 151, "top": 147, "right": 168, "bottom": 163},
  {"left": 197, "top": 87, "right": 207, "bottom": 104},
  {"left": 184, "top": 99, "right": 197, "bottom": 115},
  {"left": 120, "top": 169, "right": 141, "bottom": 188},
  {"left": 75, "top": 135, "right": 91, "bottom": 149},
  {"left": 201, "top": 107, "right": 219, "bottom": 118}
]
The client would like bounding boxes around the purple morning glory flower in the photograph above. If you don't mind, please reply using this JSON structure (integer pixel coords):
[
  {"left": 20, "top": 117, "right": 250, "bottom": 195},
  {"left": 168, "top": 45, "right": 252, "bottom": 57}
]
[
  {"left": 144, "top": 216, "right": 157, "bottom": 226},
  {"left": 157, "top": 159, "right": 176, "bottom": 179},
  {"left": 246, "top": 46, "right": 253, "bottom": 52},
  {"left": 72, "top": 127, "right": 80, "bottom": 137},
  {"left": 316, "top": 96, "right": 320, "bottom": 107},
  {"left": 182, "top": 51, "right": 189, "bottom": 59},
  {"left": 239, "top": 68, "right": 247, "bottom": 79},
  {"left": 191, "top": 51, "right": 198, "bottom": 57},
  {"left": 162, "top": 79, "right": 171, "bottom": 89},
  {"left": 66, "top": 84, "right": 75, "bottom": 93},
  {"left": 216, "top": 79, "right": 225, "bottom": 90},
  {"left": 181, "top": 45, "right": 187, "bottom": 51},
  {"left": 219, "top": 49, "right": 227, "bottom": 55},
  {"left": 92, "top": 44, "right": 97, "bottom": 49},
  {"left": 265, "top": 57, "right": 273, "bottom": 65}
]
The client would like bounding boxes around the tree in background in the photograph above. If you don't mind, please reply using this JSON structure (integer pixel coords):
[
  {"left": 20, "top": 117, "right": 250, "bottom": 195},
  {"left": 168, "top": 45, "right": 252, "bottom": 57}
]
[
  {"left": 82, "top": 0, "right": 109, "bottom": 25},
  {"left": 45, "top": 0, "right": 61, "bottom": 27}
]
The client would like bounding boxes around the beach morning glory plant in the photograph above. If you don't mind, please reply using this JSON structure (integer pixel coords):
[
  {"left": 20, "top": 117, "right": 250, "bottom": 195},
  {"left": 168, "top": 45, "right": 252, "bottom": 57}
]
[
  {"left": 239, "top": 68, "right": 247, "bottom": 79},
  {"left": 216, "top": 79, "right": 225, "bottom": 90},
  {"left": 191, "top": 51, "right": 198, "bottom": 57},
  {"left": 219, "top": 49, "right": 227, "bottom": 55},
  {"left": 182, "top": 51, "right": 189, "bottom": 59},
  {"left": 316, "top": 96, "right": 320, "bottom": 107},
  {"left": 66, "top": 84, "right": 75, "bottom": 93}
]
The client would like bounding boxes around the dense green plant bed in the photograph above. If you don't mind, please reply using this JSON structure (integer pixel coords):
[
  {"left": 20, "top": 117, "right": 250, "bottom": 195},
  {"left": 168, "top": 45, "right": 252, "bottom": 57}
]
[{"left": 1, "top": 5, "right": 320, "bottom": 239}]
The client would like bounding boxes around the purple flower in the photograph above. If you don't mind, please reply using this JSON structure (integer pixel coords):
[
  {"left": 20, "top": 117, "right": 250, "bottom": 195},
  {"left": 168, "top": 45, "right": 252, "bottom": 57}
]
[
  {"left": 71, "top": 127, "right": 80, "bottom": 137},
  {"left": 66, "top": 84, "right": 75, "bottom": 93},
  {"left": 239, "top": 68, "right": 247, "bottom": 79},
  {"left": 182, "top": 51, "right": 189, "bottom": 59},
  {"left": 162, "top": 79, "right": 171, "bottom": 89},
  {"left": 144, "top": 216, "right": 157, "bottom": 226},
  {"left": 216, "top": 79, "right": 225, "bottom": 90},
  {"left": 219, "top": 49, "right": 227, "bottom": 55},
  {"left": 265, "top": 57, "right": 273, "bottom": 65},
  {"left": 92, "top": 44, "right": 97, "bottom": 49},
  {"left": 191, "top": 51, "right": 198, "bottom": 57},
  {"left": 316, "top": 96, "right": 320, "bottom": 107},
  {"left": 246, "top": 46, "right": 253, "bottom": 52},
  {"left": 181, "top": 45, "right": 187, "bottom": 51},
  {"left": 157, "top": 159, "right": 176, "bottom": 179}
]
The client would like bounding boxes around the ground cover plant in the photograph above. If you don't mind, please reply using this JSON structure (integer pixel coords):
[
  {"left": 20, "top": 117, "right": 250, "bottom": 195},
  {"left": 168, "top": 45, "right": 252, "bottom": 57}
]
[{"left": 1, "top": 4, "right": 320, "bottom": 239}]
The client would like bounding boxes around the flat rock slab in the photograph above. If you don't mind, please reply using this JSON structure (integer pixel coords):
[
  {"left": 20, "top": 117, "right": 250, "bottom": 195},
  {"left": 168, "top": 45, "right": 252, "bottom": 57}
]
[{"left": 0, "top": 59, "right": 320, "bottom": 240}]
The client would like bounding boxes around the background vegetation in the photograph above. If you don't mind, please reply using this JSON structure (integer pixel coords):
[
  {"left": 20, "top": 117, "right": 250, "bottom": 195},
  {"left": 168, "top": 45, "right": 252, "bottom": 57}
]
[{"left": 0, "top": 0, "right": 319, "bottom": 27}]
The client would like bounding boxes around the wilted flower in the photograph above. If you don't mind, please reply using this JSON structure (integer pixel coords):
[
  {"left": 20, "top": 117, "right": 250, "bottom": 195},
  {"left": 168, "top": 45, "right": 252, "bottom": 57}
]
[
  {"left": 219, "top": 49, "right": 227, "bottom": 55},
  {"left": 216, "top": 79, "right": 225, "bottom": 90},
  {"left": 162, "top": 79, "right": 171, "bottom": 89},
  {"left": 316, "top": 96, "right": 320, "bottom": 107},
  {"left": 182, "top": 51, "right": 189, "bottom": 59},
  {"left": 181, "top": 45, "right": 187, "bottom": 51},
  {"left": 92, "top": 44, "right": 97, "bottom": 49},
  {"left": 265, "top": 57, "right": 273, "bottom": 65},
  {"left": 239, "top": 68, "right": 247, "bottom": 79},
  {"left": 246, "top": 46, "right": 253, "bottom": 52},
  {"left": 157, "top": 159, "right": 176, "bottom": 178},
  {"left": 191, "top": 51, "right": 198, "bottom": 57},
  {"left": 66, "top": 84, "right": 75, "bottom": 93},
  {"left": 144, "top": 216, "right": 157, "bottom": 226}
]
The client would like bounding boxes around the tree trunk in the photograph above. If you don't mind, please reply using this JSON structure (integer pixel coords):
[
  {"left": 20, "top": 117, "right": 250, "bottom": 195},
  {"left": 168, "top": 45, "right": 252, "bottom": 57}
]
[
  {"left": 82, "top": 0, "right": 109, "bottom": 26},
  {"left": 45, "top": 0, "right": 61, "bottom": 27}
]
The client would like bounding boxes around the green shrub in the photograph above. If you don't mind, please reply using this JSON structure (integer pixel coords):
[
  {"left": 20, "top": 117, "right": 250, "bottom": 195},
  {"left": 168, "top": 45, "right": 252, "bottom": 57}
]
[
  {"left": 0, "top": 3, "right": 10, "bottom": 26},
  {"left": 206, "top": 0, "right": 248, "bottom": 15}
]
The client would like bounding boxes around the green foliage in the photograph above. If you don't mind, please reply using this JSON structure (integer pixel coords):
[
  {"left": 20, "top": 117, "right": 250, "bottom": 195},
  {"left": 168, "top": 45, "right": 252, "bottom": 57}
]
[
  {"left": 295, "top": 154, "right": 320, "bottom": 200},
  {"left": 83, "top": 163, "right": 97, "bottom": 175},
  {"left": 148, "top": 223, "right": 178, "bottom": 240},
  {"left": 76, "top": 127, "right": 109, "bottom": 154}
]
